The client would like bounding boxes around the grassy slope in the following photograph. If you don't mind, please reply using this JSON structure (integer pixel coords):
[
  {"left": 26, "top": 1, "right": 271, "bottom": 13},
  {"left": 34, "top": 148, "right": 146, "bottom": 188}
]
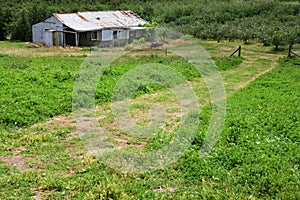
[{"left": 0, "top": 41, "right": 299, "bottom": 199}]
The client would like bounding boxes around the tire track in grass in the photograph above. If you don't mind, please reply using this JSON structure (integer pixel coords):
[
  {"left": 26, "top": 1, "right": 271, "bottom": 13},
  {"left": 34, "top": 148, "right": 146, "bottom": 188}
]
[
  {"left": 81, "top": 52, "right": 283, "bottom": 151},
  {"left": 21, "top": 46, "right": 284, "bottom": 153}
]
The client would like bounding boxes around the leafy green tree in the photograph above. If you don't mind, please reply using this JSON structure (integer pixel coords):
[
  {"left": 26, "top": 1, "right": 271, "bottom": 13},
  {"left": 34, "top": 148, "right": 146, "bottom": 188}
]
[{"left": 0, "top": 0, "right": 299, "bottom": 44}]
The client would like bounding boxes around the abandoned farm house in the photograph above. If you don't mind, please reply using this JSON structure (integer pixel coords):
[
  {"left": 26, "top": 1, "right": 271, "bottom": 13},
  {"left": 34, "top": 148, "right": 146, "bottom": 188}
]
[{"left": 32, "top": 10, "right": 148, "bottom": 47}]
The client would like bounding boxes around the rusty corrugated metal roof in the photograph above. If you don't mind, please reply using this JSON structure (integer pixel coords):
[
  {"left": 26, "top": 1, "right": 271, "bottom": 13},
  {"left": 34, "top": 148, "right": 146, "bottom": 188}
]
[{"left": 53, "top": 10, "right": 148, "bottom": 32}]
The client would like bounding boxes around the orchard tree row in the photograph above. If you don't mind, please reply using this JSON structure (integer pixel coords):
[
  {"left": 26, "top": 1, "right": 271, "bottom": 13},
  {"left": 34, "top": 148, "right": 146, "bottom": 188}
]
[
  {"left": 183, "top": 15, "right": 299, "bottom": 49},
  {"left": 0, "top": 0, "right": 299, "bottom": 49},
  {"left": 157, "top": 1, "right": 300, "bottom": 49}
]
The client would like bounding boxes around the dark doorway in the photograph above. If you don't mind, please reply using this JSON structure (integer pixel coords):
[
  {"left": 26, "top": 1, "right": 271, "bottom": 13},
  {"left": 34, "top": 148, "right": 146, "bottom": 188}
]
[
  {"left": 65, "top": 32, "right": 76, "bottom": 46},
  {"left": 113, "top": 31, "right": 118, "bottom": 39}
]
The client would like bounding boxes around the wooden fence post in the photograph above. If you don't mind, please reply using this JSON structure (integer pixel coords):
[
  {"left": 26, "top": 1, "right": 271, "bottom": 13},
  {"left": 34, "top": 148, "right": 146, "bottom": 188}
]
[
  {"left": 230, "top": 46, "right": 241, "bottom": 57},
  {"left": 288, "top": 44, "right": 292, "bottom": 58}
]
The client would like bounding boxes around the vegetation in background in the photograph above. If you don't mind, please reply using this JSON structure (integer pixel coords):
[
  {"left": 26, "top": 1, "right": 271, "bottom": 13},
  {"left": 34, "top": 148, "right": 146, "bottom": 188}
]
[{"left": 0, "top": 0, "right": 299, "bottom": 49}]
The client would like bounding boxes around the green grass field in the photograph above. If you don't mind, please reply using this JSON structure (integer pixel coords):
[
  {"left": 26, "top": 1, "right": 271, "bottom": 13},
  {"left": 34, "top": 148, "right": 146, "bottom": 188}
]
[{"left": 0, "top": 41, "right": 299, "bottom": 199}]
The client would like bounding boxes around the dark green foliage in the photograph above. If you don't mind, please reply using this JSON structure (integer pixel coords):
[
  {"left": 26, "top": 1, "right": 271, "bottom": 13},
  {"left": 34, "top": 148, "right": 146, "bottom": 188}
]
[
  {"left": 167, "top": 1, "right": 300, "bottom": 48},
  {"left": 0, "top": 0, "right": 299, "bottom": 50}
]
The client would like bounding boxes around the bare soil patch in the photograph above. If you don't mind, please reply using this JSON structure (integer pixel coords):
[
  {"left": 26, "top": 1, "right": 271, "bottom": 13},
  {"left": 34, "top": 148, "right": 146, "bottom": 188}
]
[{"left": 0, "top": 155, "right": 32, "bottom": 171}]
